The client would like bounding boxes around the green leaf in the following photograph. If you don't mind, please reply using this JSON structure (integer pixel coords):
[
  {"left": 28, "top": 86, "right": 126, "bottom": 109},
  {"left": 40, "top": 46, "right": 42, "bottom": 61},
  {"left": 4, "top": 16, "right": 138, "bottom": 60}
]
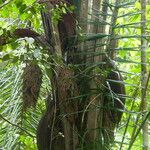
[
  {"left": 25, "top": 37, "right": 35, "bottom": 44},
  {"left": 33, "top": 48, "right": 41, "bottom": 59},
  {"left": 2, "top": 54, "right": 10, "bottom": 61},
  {"left": 84, "top": 33, "right": 110, "bottom": 41}
]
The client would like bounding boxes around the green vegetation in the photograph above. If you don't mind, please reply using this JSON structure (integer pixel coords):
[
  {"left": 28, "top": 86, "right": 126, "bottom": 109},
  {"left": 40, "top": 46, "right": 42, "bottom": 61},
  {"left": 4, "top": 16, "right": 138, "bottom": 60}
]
[{"left": 0, "top": 0, "right": 149, "bottom": 150}]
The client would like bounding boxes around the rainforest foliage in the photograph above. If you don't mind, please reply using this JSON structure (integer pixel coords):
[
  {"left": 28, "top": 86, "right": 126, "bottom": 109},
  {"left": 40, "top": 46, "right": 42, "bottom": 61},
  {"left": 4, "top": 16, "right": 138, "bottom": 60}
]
[{"left": 0, "top": 0, "right": 150, "bottom": 150}]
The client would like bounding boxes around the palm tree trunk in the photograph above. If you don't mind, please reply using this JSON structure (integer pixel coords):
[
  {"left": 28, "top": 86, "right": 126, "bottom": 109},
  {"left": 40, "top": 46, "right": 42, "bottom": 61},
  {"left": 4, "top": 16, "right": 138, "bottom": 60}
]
[
  {"left": 140, "top": 0, "right": 149, "bottom": 149},
  {"left": 85, "top": 1, "right": 102, "bottom": 149}
]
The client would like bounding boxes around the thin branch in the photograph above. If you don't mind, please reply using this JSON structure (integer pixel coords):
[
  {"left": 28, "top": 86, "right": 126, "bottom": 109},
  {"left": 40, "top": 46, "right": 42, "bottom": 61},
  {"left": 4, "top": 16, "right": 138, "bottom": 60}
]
[
  {"left": 120, "top": 69, "right": 150, "bottom": 150},
  {"left": 0, "top": 28, "right": 53, "bottom": 53},
  {"left": 0, "top": 114, "right": 35, "bottom": 138},
  {"left": 0, "top": 0, "right": 13, "bottom": 9},
  {"left": 127, "top": 70, "right": 150, "bottom": 150},
  {"left": 127, "top": 111, "right": 150, "bottom": 150},
  {"left": 0, "top": 28, "right": 40, "bottom": 45}
]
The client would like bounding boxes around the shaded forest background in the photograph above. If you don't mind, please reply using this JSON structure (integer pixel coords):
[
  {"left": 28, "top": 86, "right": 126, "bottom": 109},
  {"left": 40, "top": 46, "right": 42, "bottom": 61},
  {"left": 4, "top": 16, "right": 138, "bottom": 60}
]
[{"left": 0, "top": 0, "right": 150, "bottom": 150}]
